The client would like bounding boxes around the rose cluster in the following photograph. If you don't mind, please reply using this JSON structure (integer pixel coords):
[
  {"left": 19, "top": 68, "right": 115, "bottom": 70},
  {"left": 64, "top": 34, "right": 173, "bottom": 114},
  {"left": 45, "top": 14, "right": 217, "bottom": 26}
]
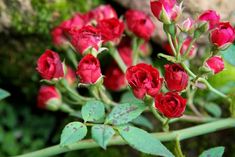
[
  {"left": 36, "top": 5, "right": 155, "bottom": 109},
  {"left": 126, "top": 63, "right": 188, "bottom": 118}
]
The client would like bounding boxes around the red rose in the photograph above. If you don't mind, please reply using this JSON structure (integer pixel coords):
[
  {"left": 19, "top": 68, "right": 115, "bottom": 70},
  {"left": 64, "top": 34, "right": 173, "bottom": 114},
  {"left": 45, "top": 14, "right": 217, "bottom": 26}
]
[
  {"left": 163, "top": 38, "right": 197, "bottom": 59},
  {"left": 126, "top": 63, "right": 163, "bottom": 99},
  {"left": 60, "top": 13, "right": 86, "bottom": 34},
  {"left": 125, "top": 10, "right": 155, "bottom": 40},
  {"left": 205, "top": 56, "right": 224, "bottom": 74},
  {"left": 71, "top": 26, "right": 102, "bottom": 55},
  {"left": 164, "top": 64, "right": 189, "bottom": 92},
  {"left": 198, "top": 10, "right": 220, "bottom": 30},
  {"left": 37, "top": 86, "right": 61, "bottom": 110},
  {"left": 118, "top": 39, "right": 133, "bottom": 66},
  {"left": 154, "top": 92, "right": 187, "bottom": 118},
  {"left": 76, "top": 54, "right": 102, "bottom": 84},
  {"left": 51, "top": 26, "right": 67, "bottom": 46},
  {"left": 36, "top": 49, "right": 64, "bottom": 80},
  {"left": 97, "top": 18, "right": 124, "bottom": 44},
  {"left": 65, "top": 66, "right": 77, "bottom": 85},
  {"left": 150, "top": 0, "right": 181, "bottom": 24},
  {"left": 104, "top": 63, "right": 126, "bottom": 91},
  {"left": 88, "top": 5, "right": 117, "bottom": 22},
  {"left": 210, "top": 22, "right": 235, "bottom": 49}
]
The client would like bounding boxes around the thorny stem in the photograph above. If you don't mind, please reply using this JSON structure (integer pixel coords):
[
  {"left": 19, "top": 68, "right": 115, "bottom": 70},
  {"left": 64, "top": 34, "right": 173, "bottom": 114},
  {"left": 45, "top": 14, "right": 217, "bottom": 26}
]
[{"left": 15, "top": 118, "right": 235, "bottom": 157}]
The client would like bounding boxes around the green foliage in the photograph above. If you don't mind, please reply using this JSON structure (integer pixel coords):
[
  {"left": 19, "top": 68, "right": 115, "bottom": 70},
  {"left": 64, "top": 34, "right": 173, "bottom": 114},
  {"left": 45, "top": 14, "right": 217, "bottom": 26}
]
[
  {"left": 199, "top": 146, "right": 225, "bottom": 157},
  {"left": 91, "top": 124, "right": 115, "bottom": 149},
  {"left": 0, "top": 88, "right": 10, "bottom": 101},
  {"left": 131, "top": 115, "right": 154, "bottom": 130},
  {"left": 105, "top": 103, "right": 146, "bottom": 125},
  {"left": 204, "top": 103, "right": 222, "bottom": 117},
  {"left": 82, "top": 100, "right": 105, "bottom": 122},
  {"left": 222, "top": 44, "right": 235, "bottom": 66},
  {"left": 117, "top": 125, "right": 174, "bottom": 157},
  {"left": 60, "top": 122, "right": 87, "bottom": 146}
]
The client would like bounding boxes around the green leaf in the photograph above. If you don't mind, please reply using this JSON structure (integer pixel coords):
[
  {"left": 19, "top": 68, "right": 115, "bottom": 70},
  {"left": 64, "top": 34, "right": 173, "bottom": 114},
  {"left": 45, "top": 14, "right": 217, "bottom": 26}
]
[
  {"left": 81, "top": 100, "right": 105, "bottom": 122},
  {"left": 106, "top": 103, "right": 146, "bottom": 125},
  {"left": 91, "top": 124, "right": 115, "bottom": 149},
  {"left": 221, "top": 44, "right": 235, "bottom": 66},
  {"left": 120, "top": 91, "right": 142, "bottom": 104},
  {"left": 0, "top": 88, "right": 10, "bottom": 100},
  {"left": 199, "top": 146, "right": 225, "bottom": 157},
  {"left": 117, "top": 125, "right": 174, "bottom": 157},
  {"left": 131, "top": 115, "right": 154, "bottom": 130},
  {"left": 60, "top": 122, "right": 87, "bottom": 146},
  {"left": 204, "top": 103, "right": 222, "bottom": 117}
]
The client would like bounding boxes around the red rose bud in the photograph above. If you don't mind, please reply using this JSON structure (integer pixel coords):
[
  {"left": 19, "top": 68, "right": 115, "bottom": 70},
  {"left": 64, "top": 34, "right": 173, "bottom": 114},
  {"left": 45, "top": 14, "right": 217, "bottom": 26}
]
[
  {"left": 205, "top": 56, "right": 224, "bottom": 74},
  {"left": 154, "top": 92, "right": 187, "bottom": 118},
  {"left": 164, "top": 64, "right": 189, "bottom": 91},
  {"left": 36, "top": 49, "right": 64, "bottom": 80},
  {"left": 104, "top": 63, "right": 127, "bottom": 91},
  {"left": 51, "top": 26, "right": 67, "bottom": 46},
  {"left": 126, "top": 63, "right": 163, "bottom": 99},
  {"left": 89, "top": 5, "right": 117, "bottom": 22},
  {"left": 37, "top": 86, "right": 61, "bottom": 110},
  {"left": 61, "top": 13, "right": 86, "bottom": 34},
  {"left": 198, "top": 10, "right": 220, "bottom": 30},
  {"left": 76, "top": 54, "right": 102, "bottom": 84},
  {"left": 65, "top": 66, "right": 77, "bottom": 85},
  {"left": 125, "top": 10, "right": 155, "bottom": 40},
  {"left": 97, "top": 18, "right": 124, "bottom": 44},
  {"left": 71, "top": 25, "right": 102, "bottom": 55},
  {"left": 150, "top": 0, "right": 182, "bottom": 24},
  {"left": 210, "top": 22, "right": 235, "bottom": 50},
  {"left": 164, "top": 38, "right": 197, "bottom": 59},
  {"left": 180, "top": 18, "right": 194, "bottom": 32}
]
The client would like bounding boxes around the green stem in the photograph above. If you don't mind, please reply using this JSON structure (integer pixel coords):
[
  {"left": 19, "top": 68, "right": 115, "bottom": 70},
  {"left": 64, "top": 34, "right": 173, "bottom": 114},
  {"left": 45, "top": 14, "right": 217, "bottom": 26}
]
[
  {"left": 132, "top": 36, "right": 142, "bottom": 65},
  {"left": 108, "top": 44, "right": 127, "bottom": 73},
  {"left": 148, "top": 102, "right": 166, "bottom": 124},
  {"left": 15, "top": 118, "right": 235, "bottom": 157},
  {"left": 66, "top": 48, "right": 78, "bottom": 68},
  {"left": 180, "top": 62, "right": 196, "bottom": 78},
  {"left": 175, "top": 136, "right": 185, "bottom": 157},
  {"left": 167, "top": 33, "right": 177, "bottom": 57},
  {"left": 198, "top": 78, "right": 228, "bottom": 99},
  {"left": 169, "top": 115, "right": 220, "bottom": 124},
  {"left": 183, "top": 38, "right": 196, "bottom": 59}
]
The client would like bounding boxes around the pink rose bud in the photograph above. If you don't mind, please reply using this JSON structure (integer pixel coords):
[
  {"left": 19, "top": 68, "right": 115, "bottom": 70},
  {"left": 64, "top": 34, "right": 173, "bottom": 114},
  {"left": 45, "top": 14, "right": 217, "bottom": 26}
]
[
  {"left": 76, "top": 54, "right": 102, "bottom": 84},
  {"left": 97, "top": 18, "right": 124, "bottom": 44},
  {"left": 198, "top": 10, "right": 220, "bottom": 30},
  {"left": 180, "top": 18, "right": 194, "bottom": 32},
  {"left": 126, "top": 63, "right": 163, "bottom": 99},
  {"left": 71, "top": 25, "right": 102, "bottom": 55},
  {"left": 37, "top": 86, "right": 61, "bottom": 110},
  {"left": 164, "top": 64, "right": 189, "bottom": 92},
  {"left": 205, "top": 56, "right": 224, "bottom": 74},
  {"left": 155, "top": 92, "right": 187, "bottom": 118},
  {"left": 36, "top": 49, "right": 64, "bottom": 80},
  {"left": 88, "top": 5, "right": 117, "bottom": 22},
  {"left": 210, "top": 22, "right": 235, "bottom": 50},
  {"left": 125, "top": 10, "right": 155, "bottom": 40},
  {"left": 65, "top": 66, "right": 77, "bottom": 85},
  {"left": 150, "top": 0, "right": 182, "bottom": 24}
]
